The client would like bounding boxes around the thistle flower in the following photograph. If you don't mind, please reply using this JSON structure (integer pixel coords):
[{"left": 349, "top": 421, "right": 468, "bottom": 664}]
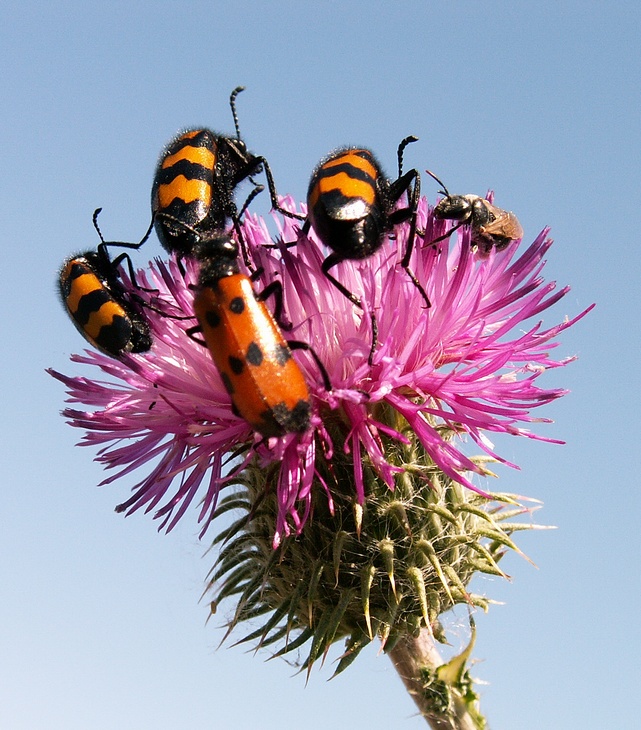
[
  {"left": 51, "top": 192, "right": 591, "bottom": 726},
  {"left": 50, "top": 196, "right": 588, "bottom": 538}
]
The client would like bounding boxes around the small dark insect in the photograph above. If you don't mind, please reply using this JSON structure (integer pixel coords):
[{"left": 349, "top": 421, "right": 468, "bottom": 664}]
[{"left": 427, "top": 170, "right": 523, "bottom": 256}]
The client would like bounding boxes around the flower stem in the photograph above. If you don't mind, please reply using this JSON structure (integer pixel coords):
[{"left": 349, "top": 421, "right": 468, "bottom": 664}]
[{"left": 388, "top": 629, "right": 485, "bottom": 729}]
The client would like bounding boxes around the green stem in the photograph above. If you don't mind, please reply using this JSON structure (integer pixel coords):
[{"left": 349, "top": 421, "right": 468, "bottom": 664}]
[{"left": 388, "top": 630, "right": 483, "bottom": 730}]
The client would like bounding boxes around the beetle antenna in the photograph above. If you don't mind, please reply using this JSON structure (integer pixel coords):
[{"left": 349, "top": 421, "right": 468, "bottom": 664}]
[
  {"left": 92, "top": 208, "right": 106, "bottom": 243},
  {"left": 229, "top": 86, "right": 245, "bottom": 140},
  {"left": 229, "top": 85, "right": 261, "bottom": 188},
  {"left": 397, "top": 135, "right": 418, "bottom": 177}
]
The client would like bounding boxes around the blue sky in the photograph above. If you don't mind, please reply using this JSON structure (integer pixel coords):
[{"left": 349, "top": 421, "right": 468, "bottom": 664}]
[{"left": 2, "top": 2, "right": 640, "bottom": 728}]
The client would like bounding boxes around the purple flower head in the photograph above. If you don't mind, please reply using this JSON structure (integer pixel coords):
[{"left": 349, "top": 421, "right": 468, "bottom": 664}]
[{"left": 50, "top": 193, "right": 592, "bottom": 544}]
